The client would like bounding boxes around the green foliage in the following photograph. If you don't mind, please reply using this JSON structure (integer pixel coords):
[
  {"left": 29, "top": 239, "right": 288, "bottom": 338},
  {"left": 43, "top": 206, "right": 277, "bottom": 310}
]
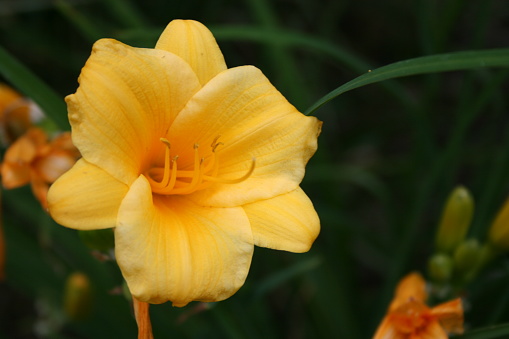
[{"left": 1, "top": 0, "right": 509, "bottom": 338}]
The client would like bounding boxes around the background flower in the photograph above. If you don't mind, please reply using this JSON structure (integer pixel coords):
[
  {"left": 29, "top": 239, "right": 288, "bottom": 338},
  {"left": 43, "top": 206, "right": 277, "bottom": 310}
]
[
  {"left": 1, "top": 127, "right": 79, "bottom": 209},
  {"left": 373, "top": 272, "right": 463, "bottom": 339}
]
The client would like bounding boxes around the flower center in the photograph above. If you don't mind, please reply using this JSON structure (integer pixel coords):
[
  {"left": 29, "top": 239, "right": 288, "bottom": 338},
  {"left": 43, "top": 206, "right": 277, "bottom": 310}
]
[
  {"left": 390, "top": 299, "right": 433, "bottom": 334},
  {"left": 145, "top": 136, "right": 255, "bottom": 195}
]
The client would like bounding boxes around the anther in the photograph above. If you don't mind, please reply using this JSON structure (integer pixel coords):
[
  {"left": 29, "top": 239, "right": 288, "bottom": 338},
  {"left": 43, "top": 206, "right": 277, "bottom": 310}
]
[
  {"left": 160, "top": 138, "right": 171, "bottom": 148},
  {"left": 211, "top": 135, "right": 224, "bottom": 152},
  {"left": 210, "top": 135, "right": 222, "bottom": 148}
]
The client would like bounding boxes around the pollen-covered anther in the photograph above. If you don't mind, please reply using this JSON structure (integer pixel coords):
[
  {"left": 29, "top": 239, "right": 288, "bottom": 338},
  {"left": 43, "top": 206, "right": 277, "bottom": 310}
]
[
  {"left": 146, "top": 137, "right": 255, "bottom": 195},
  {"left": 211, "top": 135, "right": 224, "bottom": 152}
]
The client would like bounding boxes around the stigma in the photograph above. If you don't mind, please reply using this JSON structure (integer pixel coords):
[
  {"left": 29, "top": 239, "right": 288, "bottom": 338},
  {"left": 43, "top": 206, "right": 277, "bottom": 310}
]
[{"left": 145, "top": 136, "right": 255, "bottom": 195}]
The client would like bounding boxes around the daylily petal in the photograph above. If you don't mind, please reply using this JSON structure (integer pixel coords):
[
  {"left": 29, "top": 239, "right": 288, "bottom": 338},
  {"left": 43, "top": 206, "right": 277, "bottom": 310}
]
[
  {"left": 389, "top": 272, "right": 427, "bottom": 311},
  {"left": 30, "top": 174, "right": 49, "bottom": 209},
  {"left": 34, "top": 151, "right": 76, "bottom": 183},
  {"left": 0, "top": 83, "right": 22, "bottom": 112},
  {"left": 155, "top": 20, "right": 227, "bottom": 86},
  {"left": 169, "top": 65, "right": 321, "bottom": 207},
  {"left": 431, "top": 298, "right": 464, "bottom": 334},
  {"left": 47, "top": 159, "right": 128, "bottom": 229},
  {"left": 115, "top": 175, "right": 254, "bottom": 306},
  {"left": 417, "top": 320, "right": 448, "bottom": 339},
  {"left": 372, "top": 317, "right": 406, "bottom": 339},
  {"left": 243, "top": 187, "right": 319, "bottom": 253},
  {"left": 3, "top": 128, "right": 42, "bottom": 164},
  {"left": 1, "top": 162, "right": 30, "bottom": 188},
  {"left": 68, "top": 38, "right": 201, "bottom": 184}
]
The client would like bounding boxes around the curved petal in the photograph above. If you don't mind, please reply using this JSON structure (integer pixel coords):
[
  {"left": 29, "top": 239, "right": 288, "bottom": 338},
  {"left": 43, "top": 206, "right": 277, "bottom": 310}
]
[
  {"left": 243, "top": 187, "right": 319, "bottom": 253},
  {"left": 47, "top": 159, "right": 128, "bottom": 230},
  {"left": 3, "top": 128, "right": 42, "bottom": 164},
  {"left": 1, "top": 162, "right": 30, "bottom": 188},
  {"left": 389, "top": 272, "right": 427, "bottom": 311},
  {"left": 418, "top": 320, "right": 448, "bottom": 339},
  {"left": 115, "top": 175, "right": 253, "bottom": 306},
  {"left": 156, "top": 20, "right": 227, "bottom": 86},
  {"left": 30, "top": 174, "right": 49, "bottom": 210},
  {"left": 34, "top": 151, "right": 76, "bottom": 183},
  {"left": 372, "top": 317, "right": 406, "bottom": 339},
  {"left": 68, "top": 38, "right": 201, "bottom": 184},
  {"left": 0, "top": 83, "right": 22, "bottom": 112},
  {"left": 431, "top": 299, "right": 464, "bottom": 334},
  {"left": 168, "top": 65, "right": 321, "bottom": 207}
]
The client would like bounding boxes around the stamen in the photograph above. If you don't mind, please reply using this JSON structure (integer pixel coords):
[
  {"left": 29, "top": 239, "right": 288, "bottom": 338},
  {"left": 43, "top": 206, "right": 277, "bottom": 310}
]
[
  {"left": 170, "top": 149, "right": 204, "bottom": 195},
  {"left": 212, "top": 142, "right": 224, "bottom": 153},
  {"left": 147, "top": 138, "right": 172, "bottom": 189},
  {"left": 166, "top": 156, "right": 178, "bottom": 190},
  {"left": 160, "top": 138, "right": 171, "bottom": 148},
  {"left": 210, "top": 135, "right": 221, "bottom": 148},
  {"left": 204, "top": 158, "right": 256, "bottom": 184},
  {"left": 202, "top": 148, "right": 219, "bottom": 175},
  {"left": 211, "top": 135, "right": 224, "bottom": 152},
  {"left": 158, "top": 138, "right": 171, "bottom": 188},
  {"left": 146, "top": 137, "right": 255, "bottom": 195}
]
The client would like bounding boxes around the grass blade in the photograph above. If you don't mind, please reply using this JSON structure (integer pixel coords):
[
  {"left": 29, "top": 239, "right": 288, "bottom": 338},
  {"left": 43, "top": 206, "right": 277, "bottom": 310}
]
[
  {"left": 457, "top": 323, "right": 509, "bottom": 339},
  {"left": 305, "top": 48, "right": 509, "bottom": 115}
]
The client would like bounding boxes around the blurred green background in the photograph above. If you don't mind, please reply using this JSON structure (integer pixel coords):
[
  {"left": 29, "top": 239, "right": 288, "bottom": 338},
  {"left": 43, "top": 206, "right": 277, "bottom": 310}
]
[{"left": 1, "top": 0, "right": 509, "bottom": 338}]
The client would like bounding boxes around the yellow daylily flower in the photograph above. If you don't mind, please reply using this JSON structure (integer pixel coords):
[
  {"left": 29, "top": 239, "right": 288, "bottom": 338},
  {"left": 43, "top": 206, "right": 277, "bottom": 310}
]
[
  {"left": 373, "top": 272, "right": 464, "bottom": 339},
  {"left": 48, "top": 20, "right": 321, "bottom": 306}
]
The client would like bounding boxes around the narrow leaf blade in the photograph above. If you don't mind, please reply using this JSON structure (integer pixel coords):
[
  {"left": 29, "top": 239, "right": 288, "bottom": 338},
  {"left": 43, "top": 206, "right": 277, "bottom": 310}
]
[{"left": 305, "top": 48, "right": 509, "bottom": 115}]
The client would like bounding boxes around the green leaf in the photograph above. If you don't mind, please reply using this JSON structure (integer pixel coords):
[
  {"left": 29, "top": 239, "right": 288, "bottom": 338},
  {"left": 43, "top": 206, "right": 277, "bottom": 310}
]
[
  {"left": 0, "top": 45, "right": 69, "bottom": 130},
  {"left": 457, "top": 323, "right": 509, "bottom": 339},
  {"left": 305, "top": 48, "right": 509, "bottom": 115}
]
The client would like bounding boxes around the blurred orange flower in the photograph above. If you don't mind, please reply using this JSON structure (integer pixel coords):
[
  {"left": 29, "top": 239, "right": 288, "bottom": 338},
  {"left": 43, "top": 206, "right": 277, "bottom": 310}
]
[
  {"left": 373, "top": 272, "right": 463, "bottom": 339},
  {"left": 1, "top": 127, "right": 79, "bottom": 209},
  {"left": 0, "top": 83, "right": 42, "bottom": 144}
]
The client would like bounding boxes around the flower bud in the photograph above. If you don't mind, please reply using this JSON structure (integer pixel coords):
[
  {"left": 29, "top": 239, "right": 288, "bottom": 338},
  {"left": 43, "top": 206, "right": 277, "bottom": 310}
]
[
  {"left": 452, "top": 238, "right": 480, "bottom": 278},
  {"left": 488, "top": 197, "right": 509, "bottom": 252},
  {"left": 435, "top": 186, "right": 474, "bottom": 254},
  {"left": 427, "top": 253, "right": 453, "bottom": 283},
  {"left": 79, "top": 229, "right": 115, "bottom": 252},
  {"left": 63, "top": 272, "right": 92, "bottom": 321}
]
